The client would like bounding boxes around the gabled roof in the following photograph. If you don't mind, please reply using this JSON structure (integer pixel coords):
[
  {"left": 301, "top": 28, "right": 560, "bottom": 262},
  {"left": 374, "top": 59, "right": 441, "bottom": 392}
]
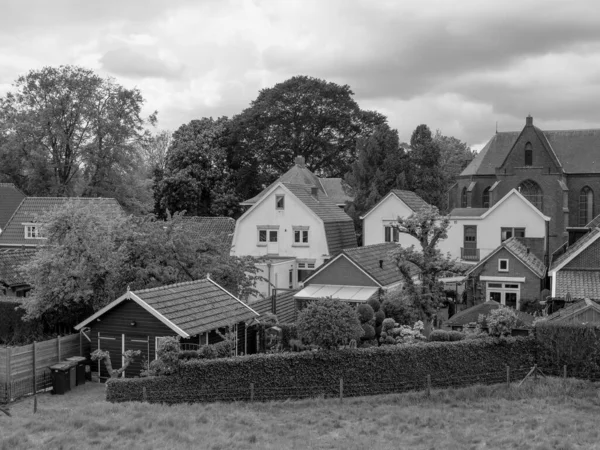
[
  {"left": 546, "top": 298, "right": 600, "bottom": 322},
  {"left": 461, "top": 126, "right": 600, "bottom": 177},
  {"left": 0, "top": 184, "right": 26, "bottom": 231},
  {"left": 549, "top": 227, "right": 600, "bottom": 273},
  {"left": 341, "top": 242, "right": 416, "bottom": 286},
  {"left": 0, "top": 197, "right": 123, "bottom": 247},
  {"left": 178, "top": 216, "right": 235, "bottom": 248},
  {"left": 75, "top": 277, "right": 259, "bottom": 337},
  {"left": 465, "top": 237, "right": 546, "bottom": 279},
  {"left": 445, "top": 300, "right": 534, "bottom": 328},
  {"left": 0, "top": 248, "right": 37, "bottom": 286},
  {"left": 360, "top": 190, "right": 430, "bottom": 219},
  {"left": 250, "top": 289, "right": 299, "bottom": 323},
  {"left": 319, "top": 178, "right": 354, "bottom": 205},
  {"left": 554, "top": 271, "right": 600, "bottom": 300}
]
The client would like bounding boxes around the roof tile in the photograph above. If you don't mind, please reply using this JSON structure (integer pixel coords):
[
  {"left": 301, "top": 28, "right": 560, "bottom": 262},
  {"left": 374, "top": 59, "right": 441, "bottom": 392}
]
[
  {"left": 554, "top": 271, "right": 600, "bottom": 300},
  {"left": 342, "top": 242, "right": 416, "bottom": 286}
]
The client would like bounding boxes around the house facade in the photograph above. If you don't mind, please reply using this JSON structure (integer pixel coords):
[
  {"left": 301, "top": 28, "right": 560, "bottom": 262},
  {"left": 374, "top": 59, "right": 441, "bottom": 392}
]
[
  {"left": 232, "top": 158, "right": 357, "bottom": 299},
  {"left": 449, "top": 116, "right": 600, "bottom": 255},
  {"left": 360, "top": 190, "right": 430, "bottom": 247},
  {"left": 440, "top": 189, "right": 550, "bottom": 264}
]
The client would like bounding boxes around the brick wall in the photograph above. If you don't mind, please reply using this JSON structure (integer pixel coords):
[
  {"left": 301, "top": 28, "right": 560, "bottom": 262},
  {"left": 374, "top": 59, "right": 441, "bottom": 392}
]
[
  {"left": 564, "top": 237, "right": 600, "bottom": 269},
  {"left": 566, "top": 176, "right": 600, "bottom": 227}
]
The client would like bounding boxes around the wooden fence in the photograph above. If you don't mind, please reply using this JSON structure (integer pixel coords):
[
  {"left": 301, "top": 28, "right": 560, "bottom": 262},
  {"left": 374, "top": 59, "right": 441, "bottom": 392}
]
[{"left": 0, "top": 334, "right": 90, "bottom": 403}]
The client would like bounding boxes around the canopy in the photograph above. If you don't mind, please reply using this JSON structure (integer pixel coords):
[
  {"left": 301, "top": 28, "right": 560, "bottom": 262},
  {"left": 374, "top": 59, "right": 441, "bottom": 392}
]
[{"left": 294, "top": 284, "right": 378, "bottom": 303}]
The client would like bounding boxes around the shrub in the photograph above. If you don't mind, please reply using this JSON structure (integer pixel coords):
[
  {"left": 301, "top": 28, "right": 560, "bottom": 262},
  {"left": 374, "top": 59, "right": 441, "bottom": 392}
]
[
  {"left": 381, "top": 318, "right": 396, "bottom": 333},
  {"left": 429, "top": 330, "right": 449, "bottom": 341},
  {"left": 361, "top": 324, "right": 375, "bottom": 340},
  {"left": 381, "top": 290, "right": 420, "bottom": 325},
  {"left": 297, "top": 298, "right": 364, "bottom": 349},
  {"left": 379, "top": 320, "right": 426, "bottom": 345},
  {"left": 367, "top": 297, "right": 380, "bottom": 313},
  {"left": 487, "top": 306, "right": 518, "bottom": 337},
  {"left": 520, "top": 298, "right": 544, "bottom": 315},
  {"left": 356, "top": 304, "right": 374, "bottom": 323},
  {"left": 156, "top": 336, "right": 181, "bottom": 374},
  {"left": 447, "top": 331, "right": 465, "bottom": 341},
  {"left": 280, "top": 323, "right": 298, "bottom": 349},
  {"left": 0, "top": 302, "right": 47, "bottom": 346},
  {"left": 374, "top": 310, "right": 385, "bottom": 325}
]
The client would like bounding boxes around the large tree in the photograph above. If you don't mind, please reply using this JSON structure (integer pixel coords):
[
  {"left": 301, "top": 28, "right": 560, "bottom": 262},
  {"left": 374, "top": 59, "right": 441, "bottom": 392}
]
[
  {"left": 0, "top": 65, "right": 155, "bottom": 210},
  {"left": 407, "top": 124, "right": 445, "bottom": 210},
  {"left": 231, "top": 75, "right": 386, "bottom": 183}
]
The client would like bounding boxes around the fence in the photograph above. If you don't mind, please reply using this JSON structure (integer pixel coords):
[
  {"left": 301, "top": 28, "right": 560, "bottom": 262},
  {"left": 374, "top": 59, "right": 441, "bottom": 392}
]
[{"left": 0, "top": 334, "right": 90, "bottom": 404}]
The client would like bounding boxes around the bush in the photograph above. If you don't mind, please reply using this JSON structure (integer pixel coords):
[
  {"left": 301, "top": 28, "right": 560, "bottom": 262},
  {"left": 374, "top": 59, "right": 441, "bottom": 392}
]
[
  {"left": 429, "top": 330, "right": 449, "bottom": 341},
  {"left": 297, "top": 298, "right": 364, "bottom": 349},
  {"left": 107, "top": 337, "right": 537, "bottom": 403},
  {"left": 381, "top": 290, "right": 420, "bottom": 326},
  {"left": 374, "top": 310, "right": 385, "bottom": 325},
  {"left": 447, "top": 331, "right": 465, "bottom": 341},
  {"left": 520, "top": 298, "right": 544, "bottom": 315},
  {"left": 356, "top": 304, "right": 374, "bottom": 323},
  {"left": 367, "top": 297, "right": 380, "bottom": 313},
  {"left": 361, "top": 323, "right": 375, "bottom": 340},
  {"left": 487, "top": 306, "right": 518, "bottom": 337},
  {"left": 280, "top": 323, "right": 298, "bottom": 349},
  {"left": 0, "top": 301, "right": 47, "bottom": 346}
]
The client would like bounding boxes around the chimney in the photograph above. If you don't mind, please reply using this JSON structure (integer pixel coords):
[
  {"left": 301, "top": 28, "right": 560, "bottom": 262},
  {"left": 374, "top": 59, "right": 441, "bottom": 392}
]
[
  {"left": 379, "top": 259, "right": 383, "bottom": 269},
  {"left": 311, "top": 186, "right": 318, "bottom": 199},
  {"left": 295, "top": 156, "right": 306, "bottom": 167},
  {"left": 526, "top": 115, "right": 533, "bottom": 126}
]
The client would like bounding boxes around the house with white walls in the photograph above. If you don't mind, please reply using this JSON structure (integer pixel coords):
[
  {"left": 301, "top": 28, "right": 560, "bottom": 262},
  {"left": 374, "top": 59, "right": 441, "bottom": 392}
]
[
  {"left": 232, "top": 157, "right": 357, "bottom": 300},
  {"left": 360, "top": 190, "right": 430, "bottom": 247},
  {"left": 438, "top": 188, "right": 550, "bottom": 264}
]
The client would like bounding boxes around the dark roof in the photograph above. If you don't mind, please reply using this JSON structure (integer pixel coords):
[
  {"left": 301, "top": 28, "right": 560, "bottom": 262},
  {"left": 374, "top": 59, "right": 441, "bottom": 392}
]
[
  {"left": 0, "top": 197, "right": 123, "bottom": 247},
  {"left": 515, "top": 237, "right": 546, "bottom": 261},
  {"left": 554, "top": 271, "right": 600, "bottom": 300},
  {"left": 342, "top": 242, "right": 414, "bottom": 286},
  {"left": 445, "top": 300, "right": 534, "bottom": 328},
  {"left": 0, "top": 184, "right": 25, "bottom": 231},
  {"left": 250, "top": 290, "right": 299, "bottom": 323},
  {"left": 503, "top": 237, "right": 546, "bottom": 278},
  {"left": 319, "top": 178, "right": 354, "bottom": 205},
  {"left": 178, "top": 216, "right": 235, "bottom": 249},
  {"left": 361, "top": 190, "right": 430, "bottom": 219},
  {"left": 550, "top": 227, "right": 600, "bottom": 270},
  {"left": 0, "top": 249, "right": 37, "bottom": 286},
  {"left": 324, "top": 222, "right": 357, "bottom": 256},
  {"left": 461, "top": 127, "right": 600, "bottom": 176},
  {"left": 547, "top": 299, "right": 600, "bottom": 322},
  {"left": 134, "top": 278, "right": 259, "bottom": 335},
  {"left": 449, "top": 208, "right": 488, "bottom": 217}
]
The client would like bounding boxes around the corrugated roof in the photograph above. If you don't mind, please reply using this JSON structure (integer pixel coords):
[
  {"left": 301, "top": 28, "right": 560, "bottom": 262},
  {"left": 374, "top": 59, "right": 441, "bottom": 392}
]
[
  {"left": 445, "top": 300, "right": 534, "bottom": 328},
  {"left": 503, "top": 237, "right": 546, "bottom": 278},
  {"left": 550, "top": 227, "right": 600, "bottom": 271},
  {"left": 0, "top": 248, "right": 37, "bottom": 286},
  {"left": 449, "top": 208, "right": 488, "bottom": 217},
  {"left": 0, "top": 197, "right": 123, "bottom": 247},
  {"left": 342, "top": 242, "right": 415, "bottom": 286},
  {"left": 554, "top": 271, "right": 600, "bottom": 300},
  {"left": 547, "top": 298, "right": 600, "bottom": 321},
  {"left": 178, "top": 216, "right": 235, "bottom": 249},
  {"left": 0, "top": 184, "right": 26, "bottom": 231},
  {"left": 461, "top": 127, "right": 600, "bottom": 177},
  {"left": 250, "top": 290, "right": 299, "bottom": 323},
  {"left": 134, "top": 278, "right": 259, "bottom": 335}
]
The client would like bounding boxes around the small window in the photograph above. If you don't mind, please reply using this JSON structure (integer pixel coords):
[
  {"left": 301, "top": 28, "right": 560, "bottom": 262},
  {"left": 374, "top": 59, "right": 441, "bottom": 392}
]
[
  {"left": 488, "top": 283, "right": 502, "bottom": 288},
  {"left": 482, "top": 187, "right": 490, "bottom": 208},
  {"left": 293, "top": 229, "right": 309, "bottom": 245},
  {"left": 501, "top": 228, "right": 513, "bottom": 242},
  {"left": 514, "top": 228, "right": 525, "bottom": 238},
  {"left": 258, "top": 230, "right": 267, "bottom": 243},
  {"left": 384, "top": 226, "right": 399, "bottom": 242},
  {"left": 579, "top": 186, "right": 594, "bottom": 226},
  {"left": 24, "top": 225, "right": 42, "bottom": 239},
  {"left": 289, "top": 269, "right": 293, "bottom": 289},
  {"left": 524, "top": 142, "right": 533, "bottom": 166},
  {"left": 498, "top": 259, "right": 509, "bottom": 272},
  {"left": 461, "top": 187, "right": 467, "bottom": 208},
  {"left": 269, "top": 230, "right": 278, "bottom": 242},
  {"left": 276, "top": 195, "right": 285, "bottom": 210}
]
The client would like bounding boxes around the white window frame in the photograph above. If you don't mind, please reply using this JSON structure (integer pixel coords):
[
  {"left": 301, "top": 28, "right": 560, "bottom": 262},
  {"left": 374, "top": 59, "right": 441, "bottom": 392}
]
[
  {"left": 486, "top": 282, "right": 520, "bottom": 309},
  {"left": 257, "top": 225, "right": 279, "bottom": 246},
  {"left": 23, "top": 224, "right": 43, "bottom": 239},
  {"left": 498, "top": 259, "right": 509, "bottom": 272},
  {"left": 293, "top": 227, "right": 309, "bottom": 246}
]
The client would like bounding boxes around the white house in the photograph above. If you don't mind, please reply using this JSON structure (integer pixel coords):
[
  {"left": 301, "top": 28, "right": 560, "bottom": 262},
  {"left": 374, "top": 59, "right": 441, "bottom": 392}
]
[
  {"left": 360, "top": 190, "right": 430, "bottom": 247},
  {"left": 438, "top": 188, "right": 550, "bottom": 264},
  {"left": 232, "top": 158, "right": 357, "bottom": 300}
]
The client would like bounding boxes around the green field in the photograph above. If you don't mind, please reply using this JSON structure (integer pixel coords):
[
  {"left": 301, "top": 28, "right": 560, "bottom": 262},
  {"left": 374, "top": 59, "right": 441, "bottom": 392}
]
[{"left": 1, "top": 378, "right": 599, "bottom": 449}]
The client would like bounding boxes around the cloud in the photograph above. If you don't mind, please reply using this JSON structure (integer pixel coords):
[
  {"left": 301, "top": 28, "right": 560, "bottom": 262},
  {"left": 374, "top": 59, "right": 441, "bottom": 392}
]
[{"left": 100, "top": 48, "right": 183, "bottom": 80}]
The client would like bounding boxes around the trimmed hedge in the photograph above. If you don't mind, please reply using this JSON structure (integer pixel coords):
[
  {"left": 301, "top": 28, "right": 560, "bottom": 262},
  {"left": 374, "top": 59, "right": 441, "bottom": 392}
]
[
  {"left": 429, "top": 330, "right": 465, "bottom": 342},
  {"left": 106, "top": 337, "right": 537, "bottom": 403}
]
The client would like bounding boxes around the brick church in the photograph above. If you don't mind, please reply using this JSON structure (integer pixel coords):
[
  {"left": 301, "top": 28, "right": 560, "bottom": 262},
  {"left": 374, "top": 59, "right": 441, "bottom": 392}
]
[{"left": 449, "top": 116, "right": 600, "bottom": 256}]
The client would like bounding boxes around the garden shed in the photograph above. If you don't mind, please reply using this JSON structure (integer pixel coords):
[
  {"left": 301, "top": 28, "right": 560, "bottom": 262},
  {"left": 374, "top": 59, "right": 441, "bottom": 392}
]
[
  {"left": 74, "top": 276, "right": 259, "bottom": 379},
  {"left": 546, "top": 298, "right": 600, "bottom": 324}
]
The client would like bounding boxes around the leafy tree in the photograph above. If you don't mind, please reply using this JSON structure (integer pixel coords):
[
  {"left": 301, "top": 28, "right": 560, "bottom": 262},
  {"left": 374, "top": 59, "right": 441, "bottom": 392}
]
[
  {"left": 0, "top": 65, "right": 155, "bottom": 210},
  {"left": 486, "top": 306, "right": 518, "bottom": 338},
  {"left": 381, "top": 288, "right": 421, "bottom": 326},
  {"left": 390, "top": 206, "right": 463, "bottom": 320},
  {"left": 435, "top": 131, "right": 475, "bottom": 212},
  {"left": 231, "top": 75, "right": 386, "bottom": 183},
  {"left": 154, "top": 117, "right": 241, "bottom": 217},
  {"left": 407, "top": 124, "right": 445, "bottom": 209},
  {"left": 296, "top": 298, "right": 364, "bottom": 349}
]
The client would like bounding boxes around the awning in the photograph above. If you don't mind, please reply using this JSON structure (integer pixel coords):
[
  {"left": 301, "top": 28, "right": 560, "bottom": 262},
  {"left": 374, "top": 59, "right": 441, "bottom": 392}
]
[{"left": 294, "top": 284, "right": 378, "bottom": 302}]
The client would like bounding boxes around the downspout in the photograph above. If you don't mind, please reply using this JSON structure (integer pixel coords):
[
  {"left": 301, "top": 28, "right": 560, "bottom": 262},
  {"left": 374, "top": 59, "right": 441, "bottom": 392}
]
[
  {"left": 267, "top": 260, "right": 272, "bottom": 298},
  {"left": 545, "top": 220, "right": 550, "bottom": 289}
]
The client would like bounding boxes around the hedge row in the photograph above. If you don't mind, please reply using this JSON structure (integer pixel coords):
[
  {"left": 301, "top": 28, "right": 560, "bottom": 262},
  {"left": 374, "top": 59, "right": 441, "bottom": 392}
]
[{"left": 106, "top": 337, "right": 537, "bottom": 403}]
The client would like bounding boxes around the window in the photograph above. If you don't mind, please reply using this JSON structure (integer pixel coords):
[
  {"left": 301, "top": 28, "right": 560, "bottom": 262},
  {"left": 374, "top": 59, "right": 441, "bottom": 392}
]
[
  {"left": 293, "top": 227, "right": 309, "bottom": 246},
  {"left": 524, "top": 142, "right": 533, "bottom": 166},
  {"left": 257, "top": 227, "right": 279, "bottom": 245},
  {"left": 258, "top": 230, "right": 267, "bottom": 243},
  {"left": 289, "top": 269, "right": 294, "bottom": 289},
  {"left": 384, "top": 225, "right": 399, "bottom": 242},
  {"left": 275, "top": 195, "right": 285, "bottom": 210},
  {"left": 24, "top": 225, "right": 42, "bottom": 239},
  {"left": 579, "top": 186, "right": 594, "bottom": 226},
  {"left": 482, "top": 187, "right": 490, "bottom": 208},
  {"left": 518, "top": 180, "right": 542, "bottom": 210},
  {"left": 269, "top": 230, "right": 278, "bottom": 242},
  {"left": 501, "top": 227, "right": 525, "bottom": 242},
  {"left": 461, "top": 187, "right": 467, "bottom": 208},
  {"left": 498, "top": 259, "right": 509, "bottom": 272}
]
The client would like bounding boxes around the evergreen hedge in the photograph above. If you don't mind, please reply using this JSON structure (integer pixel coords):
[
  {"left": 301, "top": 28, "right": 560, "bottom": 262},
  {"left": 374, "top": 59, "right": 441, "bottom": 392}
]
[{"left": 106, "top": 337, "right": 536, "bottom": 403}]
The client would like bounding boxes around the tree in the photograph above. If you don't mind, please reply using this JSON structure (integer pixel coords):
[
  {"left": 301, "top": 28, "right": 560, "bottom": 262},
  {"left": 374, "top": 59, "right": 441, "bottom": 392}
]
[
  {"left": 231, "top": 75, "right": 386, "bottom": 182},
  {"left": 296, "top": 298, "right": 364, "bottom": 350},
  {"left": 390, "top": 207, "right": 463, "bottom": 320},
  {"left": 345, "top": 123, "right": 410, "bottom": 240},
  {"left": 0, "top": 65, "right": 155, "bottom": 209},
  {"left": 91, "top": 349, "right": 141, "bottom": 378},
  {"left": 154, "top": 118, "right": 241, "bottom": 217},
  {"left": 407, "top": 124, "right": 445, "bottom": 209}
]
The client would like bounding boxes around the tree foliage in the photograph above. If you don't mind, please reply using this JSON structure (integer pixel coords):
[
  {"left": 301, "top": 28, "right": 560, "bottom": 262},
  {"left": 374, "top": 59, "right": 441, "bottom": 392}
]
[
  {"left": 296, "top": 298, "right": 364, "bottom": 350},
  {"left": 407, "top": 124, "right": 445, "bottom": 209}
]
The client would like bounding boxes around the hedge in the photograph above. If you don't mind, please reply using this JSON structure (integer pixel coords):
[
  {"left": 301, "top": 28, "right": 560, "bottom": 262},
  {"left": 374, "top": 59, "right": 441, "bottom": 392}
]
[
  {"left": 106, "top": 337, "right": 537, "bottom": 403},
  {"left": 0, "top": 301, "right": 46, "bottom": 346}
]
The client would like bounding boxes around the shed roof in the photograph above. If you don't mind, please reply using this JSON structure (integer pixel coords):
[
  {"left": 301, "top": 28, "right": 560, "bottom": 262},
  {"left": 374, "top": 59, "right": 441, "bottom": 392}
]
[
  {"left": 550, "top": 227, "right": 600, "bottom": 272},
  {"left": 445, "top": 300, "right": 534, "bottom": 328},
  {"left": 546, "top": 298, "right": 600, "bottom": 322},
  {"left": 0, "top": 184, "right": 26, "bottom": 231},
  {"left": 250, "top": 289, "right": 299, "bottom": 323}
]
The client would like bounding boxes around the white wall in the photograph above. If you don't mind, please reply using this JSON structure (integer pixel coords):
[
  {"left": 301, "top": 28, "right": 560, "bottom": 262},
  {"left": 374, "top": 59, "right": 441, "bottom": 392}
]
[
  {"left": 249, "top": 259, "right": 297, "bottom": 303},
  {"left": 438, "top": 193, "right": 547, "bottom": 261},
  {"left": 363, "top": 194, "right": 420, "bottom": 248}
]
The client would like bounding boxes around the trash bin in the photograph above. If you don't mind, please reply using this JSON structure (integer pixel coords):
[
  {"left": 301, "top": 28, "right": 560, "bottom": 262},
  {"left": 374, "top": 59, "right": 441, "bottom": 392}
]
[
  {"left": 66, "top": 357, "right": 86, "bottom": 386},
  {"left": 61, "top": 360, "right": 77, "bottom": 390},
  {"left": 50, "top": 363, "right": 72, "bottom": 395}
]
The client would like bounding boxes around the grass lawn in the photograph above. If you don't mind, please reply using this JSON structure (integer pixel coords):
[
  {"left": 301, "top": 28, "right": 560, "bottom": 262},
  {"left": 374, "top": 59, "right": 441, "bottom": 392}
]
[{"left": 1, "top": 378, "right": 599, "bottom": 450}]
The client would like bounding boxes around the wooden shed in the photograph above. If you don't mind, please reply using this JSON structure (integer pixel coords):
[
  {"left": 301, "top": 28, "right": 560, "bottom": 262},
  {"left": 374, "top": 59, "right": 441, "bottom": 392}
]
[
  {"left": 546, "top": 298, "right": 600, "bottom": 324},
  {"left": 74, "top": 276, "right": 259, "bottom": 379}
]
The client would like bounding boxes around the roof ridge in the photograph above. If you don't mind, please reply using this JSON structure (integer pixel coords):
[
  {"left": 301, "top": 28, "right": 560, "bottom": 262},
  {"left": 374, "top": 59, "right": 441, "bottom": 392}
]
[{"left": 133, "top": 278, "right": 209, "bottom": 294}]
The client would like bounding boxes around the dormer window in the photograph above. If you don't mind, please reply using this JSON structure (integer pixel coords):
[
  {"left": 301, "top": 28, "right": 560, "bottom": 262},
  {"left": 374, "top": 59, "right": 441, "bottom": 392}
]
[
  {"left": 24, "top": 224, "right": 43, "bottom": 239},
  {"left": 276, "top": 195, "right": 285, "bottom": 210},
  {"left": 524, "top": 142, "right": 532, "bottom": 166}
]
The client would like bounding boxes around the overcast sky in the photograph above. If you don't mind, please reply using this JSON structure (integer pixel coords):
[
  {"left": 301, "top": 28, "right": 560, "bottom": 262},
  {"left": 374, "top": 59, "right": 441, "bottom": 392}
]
[{"left": 2, "top": 0, "right": 600, "bottom": 149}]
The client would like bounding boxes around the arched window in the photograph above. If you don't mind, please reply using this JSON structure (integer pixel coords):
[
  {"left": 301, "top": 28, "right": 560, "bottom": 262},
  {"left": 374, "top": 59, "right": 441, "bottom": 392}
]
[
  {"left": 482, "top": 187, "right": 490, "bottom": 208},
  {"left": 579, "top": 186, "right": 594, "bottom": 226},
  {"left": 518, "top": 180, "right": 543, "bottom": 210},
  {"left": 524, "top": 142, "right": 533, "bottom": 166},
  {"left": 461, "top": 187, "right": 467, "bottom": 208}
]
